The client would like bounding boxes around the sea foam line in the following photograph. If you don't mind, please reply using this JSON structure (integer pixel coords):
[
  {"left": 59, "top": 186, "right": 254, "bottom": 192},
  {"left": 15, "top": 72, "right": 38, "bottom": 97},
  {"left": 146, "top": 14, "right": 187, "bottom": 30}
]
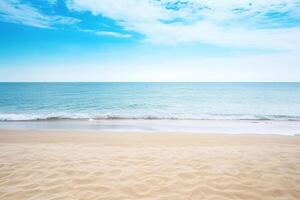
[{"left": 0, "top": 113, "right": 300, "bottom": 121}]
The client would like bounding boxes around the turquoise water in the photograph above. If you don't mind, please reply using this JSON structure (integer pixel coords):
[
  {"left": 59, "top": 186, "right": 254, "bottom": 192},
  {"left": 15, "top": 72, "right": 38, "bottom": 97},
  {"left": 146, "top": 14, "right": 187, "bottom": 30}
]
[{"left": 0, "top": 82, "right": 300, "bottom": 121}]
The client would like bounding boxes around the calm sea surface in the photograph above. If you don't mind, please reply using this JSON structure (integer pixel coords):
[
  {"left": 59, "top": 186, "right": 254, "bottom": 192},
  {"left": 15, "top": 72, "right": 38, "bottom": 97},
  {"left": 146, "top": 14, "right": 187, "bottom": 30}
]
[{"left": 0, "top": 82, "right": 300, "bottom": 121}]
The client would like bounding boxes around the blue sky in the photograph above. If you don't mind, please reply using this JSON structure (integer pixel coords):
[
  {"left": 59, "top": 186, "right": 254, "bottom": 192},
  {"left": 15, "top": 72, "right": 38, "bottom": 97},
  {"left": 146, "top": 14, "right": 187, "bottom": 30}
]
[{"left": 0, "top": 0, "right": 300, "bottom": 81}]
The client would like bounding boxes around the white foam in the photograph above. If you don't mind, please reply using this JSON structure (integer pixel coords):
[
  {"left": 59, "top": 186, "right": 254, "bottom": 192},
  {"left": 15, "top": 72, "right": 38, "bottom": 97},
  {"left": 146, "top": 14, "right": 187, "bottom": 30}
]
[{"left": 0, "top": 113, "right": 300, "bottom": 121}]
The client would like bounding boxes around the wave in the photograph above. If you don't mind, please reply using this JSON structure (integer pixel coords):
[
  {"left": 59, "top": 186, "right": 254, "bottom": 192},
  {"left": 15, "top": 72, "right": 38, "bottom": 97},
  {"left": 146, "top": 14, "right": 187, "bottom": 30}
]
[{"left": 1, "top": 113, "right": 300, "bottom": 122}]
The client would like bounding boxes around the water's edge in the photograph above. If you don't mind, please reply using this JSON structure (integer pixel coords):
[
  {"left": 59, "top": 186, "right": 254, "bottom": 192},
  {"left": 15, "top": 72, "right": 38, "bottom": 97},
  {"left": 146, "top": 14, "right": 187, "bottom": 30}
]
[
  {"left": 1, "top": 113, "right": 300, "bottom": 121},
  {"left": 1, "top": 119, "right": 299, "bottom": 136}
]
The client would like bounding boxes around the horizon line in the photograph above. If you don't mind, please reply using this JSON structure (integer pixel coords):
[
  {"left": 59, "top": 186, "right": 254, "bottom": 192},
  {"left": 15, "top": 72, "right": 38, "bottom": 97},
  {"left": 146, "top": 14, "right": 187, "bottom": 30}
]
[{"left": 1, "top": 81, "right": 300, "bottom": 83}]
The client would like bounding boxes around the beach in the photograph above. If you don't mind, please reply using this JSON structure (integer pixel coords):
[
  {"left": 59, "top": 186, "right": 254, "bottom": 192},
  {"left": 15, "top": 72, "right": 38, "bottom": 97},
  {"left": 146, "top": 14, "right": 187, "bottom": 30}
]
[
  {"left": 2, "top": 0, "right": 300, "bottom": 198},
  {"left": 0, "top": 129, "right": 299, "bottom": 200}
]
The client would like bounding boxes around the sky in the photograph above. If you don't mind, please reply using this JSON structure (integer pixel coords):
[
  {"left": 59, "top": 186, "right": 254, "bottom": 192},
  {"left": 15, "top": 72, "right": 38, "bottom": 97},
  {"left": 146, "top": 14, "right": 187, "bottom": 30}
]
[{"left": 0, "top": 0, "right": 300, "bottom": 82}]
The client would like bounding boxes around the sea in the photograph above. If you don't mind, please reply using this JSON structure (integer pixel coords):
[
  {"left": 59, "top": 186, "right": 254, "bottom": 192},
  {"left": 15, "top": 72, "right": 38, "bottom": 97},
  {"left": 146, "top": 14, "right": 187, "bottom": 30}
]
[{"left": 0, "top": 82, "right": 300, "bottom": 134}]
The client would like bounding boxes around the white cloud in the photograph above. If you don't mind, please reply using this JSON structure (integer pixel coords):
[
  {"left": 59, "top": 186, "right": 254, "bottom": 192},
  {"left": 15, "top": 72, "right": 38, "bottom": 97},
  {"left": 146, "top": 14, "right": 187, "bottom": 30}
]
[
  {"left": 95, "top": 31, "right": 131, "bottom": 38},
  {"left": 0, "top": 0, "right": 79, "bottom": 28},
  {"left": 67, "top": 0, "right": 300, "bottom": 50},
  {"left": 79, "top": 28, "right": 132, "bottom": 38}
]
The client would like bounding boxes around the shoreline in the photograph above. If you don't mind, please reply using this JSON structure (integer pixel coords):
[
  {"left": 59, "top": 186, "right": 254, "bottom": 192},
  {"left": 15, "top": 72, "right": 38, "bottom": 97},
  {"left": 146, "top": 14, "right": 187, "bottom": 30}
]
[{"left": 1, "top": 119, "right": 300, "bottom": 135}]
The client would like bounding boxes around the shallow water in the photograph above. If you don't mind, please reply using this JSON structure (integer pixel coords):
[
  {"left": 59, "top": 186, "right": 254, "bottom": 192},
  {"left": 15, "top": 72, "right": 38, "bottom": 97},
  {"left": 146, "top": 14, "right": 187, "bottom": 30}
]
[
  {"left": 1, "top": 82, "right": 300, "bottom": 121},
  {"left": 1, "top": 119, "right": 299, "bottom": 135}
]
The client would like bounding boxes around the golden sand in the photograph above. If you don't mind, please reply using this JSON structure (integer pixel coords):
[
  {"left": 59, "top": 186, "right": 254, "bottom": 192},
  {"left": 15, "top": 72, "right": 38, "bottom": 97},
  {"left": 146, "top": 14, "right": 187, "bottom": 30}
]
[{"left": 0, "top": 130, "right": 299, "bottom": 200}]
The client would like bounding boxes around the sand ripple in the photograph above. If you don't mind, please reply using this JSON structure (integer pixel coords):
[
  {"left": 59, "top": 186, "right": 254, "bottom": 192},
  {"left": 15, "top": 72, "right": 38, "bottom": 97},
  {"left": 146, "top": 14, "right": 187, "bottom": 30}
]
[{"left": 0, "top": 134, "right": 300, "bottom": 200}]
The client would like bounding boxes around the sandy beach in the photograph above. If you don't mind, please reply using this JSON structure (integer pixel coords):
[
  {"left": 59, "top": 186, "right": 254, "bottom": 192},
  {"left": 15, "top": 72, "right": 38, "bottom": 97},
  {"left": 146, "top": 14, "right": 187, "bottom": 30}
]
[{"left": 0, "top": 130, "right": 299, "bottom": 200}]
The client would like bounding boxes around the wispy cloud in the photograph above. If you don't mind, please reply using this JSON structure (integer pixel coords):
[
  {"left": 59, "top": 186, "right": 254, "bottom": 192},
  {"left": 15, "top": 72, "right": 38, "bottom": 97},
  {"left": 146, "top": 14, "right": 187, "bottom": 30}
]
[
  {"left": 67, "top": 0, "right": 300, "bottom": 50},
  {"left": 95, "top": 31, "right": 131, "bottom": 38},
  {"left": 79, "top": 28, "right": 132, "bottom": 39},
  {"left": 0, "top": 0, "right": 79, "bottom": 28},
  {"left": 1, "top": 0, "right": 300, "bottom": 49}
]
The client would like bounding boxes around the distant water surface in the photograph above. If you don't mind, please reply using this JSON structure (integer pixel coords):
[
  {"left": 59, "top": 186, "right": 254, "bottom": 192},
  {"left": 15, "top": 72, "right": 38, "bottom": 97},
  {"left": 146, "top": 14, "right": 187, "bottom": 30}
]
[{"left": 0, "top": 82, "right": 300, "bottom": 121}]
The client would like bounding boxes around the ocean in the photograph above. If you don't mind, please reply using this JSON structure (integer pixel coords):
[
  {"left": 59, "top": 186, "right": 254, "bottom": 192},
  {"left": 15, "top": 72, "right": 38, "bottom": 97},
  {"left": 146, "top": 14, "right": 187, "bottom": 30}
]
[
  {"left": 0, "top": 82, "right": 300, "bottom": 121},
  {"left": 1, "top": 82, "right": 300, "bottom": 134}
]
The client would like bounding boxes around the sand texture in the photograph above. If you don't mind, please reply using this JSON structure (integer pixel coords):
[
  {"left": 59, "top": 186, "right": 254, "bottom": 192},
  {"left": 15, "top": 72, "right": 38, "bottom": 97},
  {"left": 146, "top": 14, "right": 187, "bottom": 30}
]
[{"left": 0, "top": 130, "right": 299, "bottom": 200}]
